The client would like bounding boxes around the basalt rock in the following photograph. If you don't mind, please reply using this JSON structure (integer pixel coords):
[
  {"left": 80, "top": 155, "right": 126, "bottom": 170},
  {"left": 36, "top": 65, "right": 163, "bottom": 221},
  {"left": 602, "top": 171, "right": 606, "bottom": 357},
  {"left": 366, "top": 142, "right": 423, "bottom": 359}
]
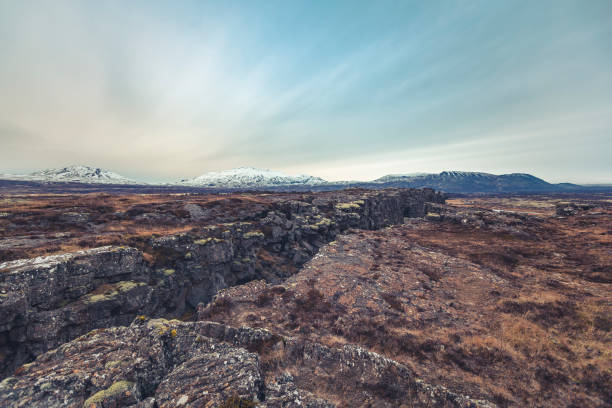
[
  {"left": 0, "top": 318, "right": 494, "bottom": 408},
  {"left": 0, "top": 247, "right": 152, "bottom": 377},
  {"left": 555, "top": 201, "right": 594, "bottom": 216},
  {"left": 0, "top": 188, "right": 445, "bottom": 378}
]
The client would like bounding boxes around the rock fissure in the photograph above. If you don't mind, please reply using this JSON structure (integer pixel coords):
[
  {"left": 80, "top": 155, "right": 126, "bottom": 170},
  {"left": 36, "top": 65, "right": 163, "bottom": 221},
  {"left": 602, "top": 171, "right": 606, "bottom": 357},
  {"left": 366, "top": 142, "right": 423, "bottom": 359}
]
[{"left": 0, "top": 188, "right": 444, "bottom": 379}]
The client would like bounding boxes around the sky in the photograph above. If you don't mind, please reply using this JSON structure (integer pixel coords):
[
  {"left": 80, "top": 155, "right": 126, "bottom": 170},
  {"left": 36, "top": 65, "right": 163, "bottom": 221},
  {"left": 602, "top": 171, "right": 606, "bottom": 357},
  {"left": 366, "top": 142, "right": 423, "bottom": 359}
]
[{"left": 0, "top": 0, "right": 611, "bottom": 183}]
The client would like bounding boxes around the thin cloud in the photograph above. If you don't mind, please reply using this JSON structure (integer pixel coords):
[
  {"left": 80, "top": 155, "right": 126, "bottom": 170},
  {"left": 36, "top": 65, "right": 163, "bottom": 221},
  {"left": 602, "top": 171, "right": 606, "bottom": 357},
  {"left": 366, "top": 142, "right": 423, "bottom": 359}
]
[{"left": 0, "top": 0, "right": 610, "bottom": 183}]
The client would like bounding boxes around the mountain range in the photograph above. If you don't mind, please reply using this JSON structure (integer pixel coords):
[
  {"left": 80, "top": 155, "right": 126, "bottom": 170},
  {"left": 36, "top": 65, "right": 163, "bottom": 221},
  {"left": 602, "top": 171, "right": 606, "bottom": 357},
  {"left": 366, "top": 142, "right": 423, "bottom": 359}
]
[{"left": 0, "top": 165, "right": 604, "bottom": 193}]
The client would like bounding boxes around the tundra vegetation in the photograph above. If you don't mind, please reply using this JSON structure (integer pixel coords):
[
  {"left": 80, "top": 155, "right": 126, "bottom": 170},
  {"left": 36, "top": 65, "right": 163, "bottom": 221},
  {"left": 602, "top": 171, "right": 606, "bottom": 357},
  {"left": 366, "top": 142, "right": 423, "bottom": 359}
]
[{"left": 0, "top": 190, "right": 609, "bottom": 407}]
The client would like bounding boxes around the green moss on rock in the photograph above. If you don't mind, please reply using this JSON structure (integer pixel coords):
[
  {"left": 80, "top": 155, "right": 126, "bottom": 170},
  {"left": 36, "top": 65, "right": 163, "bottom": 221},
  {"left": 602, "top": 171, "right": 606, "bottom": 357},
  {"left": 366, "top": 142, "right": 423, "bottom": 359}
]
[
  {"left": 83, "top": 281, "right": 145, "bottom": 304},
  {"left": 194, "top": 237, "right": 224, "bottom": 245},
  {"left": 116, "top": 281, "right": 144, "bottom": 292},
  {"left": 426, "top": 212, "right": 441, "bottom": 221},
  {"left": 83, "top": 380, "right": 134, "bottom": 407},
  {"left": 104, "top": 360, "right": 121, "bottom": 369},
  {"left": 336, "top": 202, "right": 362, "bottom": 211},
  {"left": 310, "top": 218, "right": 332, "bottom": 230},
  {"left": 243, "top": 231, "right": 264, "bottom": 239},
  {"left": 84, "top": 292, "right": 117, "bottom": 304}
]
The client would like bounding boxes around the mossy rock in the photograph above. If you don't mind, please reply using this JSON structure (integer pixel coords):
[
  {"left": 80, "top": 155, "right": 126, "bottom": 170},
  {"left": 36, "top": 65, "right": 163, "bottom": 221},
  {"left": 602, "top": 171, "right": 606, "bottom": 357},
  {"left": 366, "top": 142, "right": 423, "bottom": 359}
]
[
  {"left": 83, "top": 292, "right": 118, "bottom": 304},
  {"left": 82, "top": 281, "right": 145, "bottom": 304},
  {"left": 243, "top": 231, "right": 264, "bottom": 239},
  {"left": 310, "top": 217, "right": 332, "bottom": 230},
  {"left": 83, "top": 380, "right": 135, "bottom": 407},
  {"left": 336, "top": 202, "right": 362, "bottom": 211},
  {"left": 115, "top": 281, "right": 145, "bottom": 292},
  {"left": 104, "top": 360, "right": 121, "bottom": 369},
  {"left": 425, "top": 212, "right": 441, "bottom": 221},
  {"left": 194, "top": 237, "right": 224, "bottom": 245}
]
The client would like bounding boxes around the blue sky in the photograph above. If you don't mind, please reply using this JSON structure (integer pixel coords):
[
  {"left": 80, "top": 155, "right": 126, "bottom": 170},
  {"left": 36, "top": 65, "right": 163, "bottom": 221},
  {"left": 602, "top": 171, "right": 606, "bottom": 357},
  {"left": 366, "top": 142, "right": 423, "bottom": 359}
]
[{"left": 0, "top": 0, "right": 611, "bottom": 182}]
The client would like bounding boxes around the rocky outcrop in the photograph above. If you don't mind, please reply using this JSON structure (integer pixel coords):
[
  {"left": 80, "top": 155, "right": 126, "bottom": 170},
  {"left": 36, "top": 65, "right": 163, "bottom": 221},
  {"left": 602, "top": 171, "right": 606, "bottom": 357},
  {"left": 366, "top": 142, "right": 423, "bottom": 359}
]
[
  {"left": 0, "top": 318, "right": 494, "bottom": 407},
  {"left": 0, "top": 188, "right": 445, "bottom": 378},
  {"left": 555, "top": 201, "right": 594, "bottom": 216},
  {"left": 0, "top": 247, "right": 153, "bottom": 377}
]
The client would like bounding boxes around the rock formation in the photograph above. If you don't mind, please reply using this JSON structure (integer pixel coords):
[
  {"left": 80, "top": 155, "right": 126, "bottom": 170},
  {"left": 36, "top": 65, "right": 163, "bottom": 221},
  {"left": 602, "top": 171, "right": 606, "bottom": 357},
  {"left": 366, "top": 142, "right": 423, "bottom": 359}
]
[
  {"left": 0, "top": 188, "right": 444, "bottom": 379},
  {"left": 0, "top": 318, "right": 493, "bottom": 407}
]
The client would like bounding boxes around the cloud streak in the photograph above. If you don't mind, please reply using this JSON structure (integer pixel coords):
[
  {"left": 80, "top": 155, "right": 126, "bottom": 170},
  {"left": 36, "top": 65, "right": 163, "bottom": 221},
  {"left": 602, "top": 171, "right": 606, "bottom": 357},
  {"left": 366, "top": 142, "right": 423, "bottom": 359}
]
[{"left": 0, "top": 0, "right": 610, "bottom": 183}]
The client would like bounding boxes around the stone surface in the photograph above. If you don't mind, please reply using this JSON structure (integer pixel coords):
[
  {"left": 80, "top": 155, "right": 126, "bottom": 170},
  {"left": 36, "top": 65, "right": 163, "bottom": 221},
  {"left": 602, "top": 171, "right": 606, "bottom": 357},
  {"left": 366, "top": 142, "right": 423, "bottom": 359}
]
[
  {"left": 0, "top": 318, "right": 493, "bottom": 408},
  {"left": 0, "top": 247, "right": 150, "bottom": 378}
]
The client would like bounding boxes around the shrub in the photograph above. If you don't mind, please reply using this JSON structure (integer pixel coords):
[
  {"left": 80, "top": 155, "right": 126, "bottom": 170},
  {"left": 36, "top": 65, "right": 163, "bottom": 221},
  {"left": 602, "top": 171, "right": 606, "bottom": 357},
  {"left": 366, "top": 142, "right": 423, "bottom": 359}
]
[
  {"left": 381, "top": 293, "right": 403, "bottom": 312},
  {"left": 423, "top": 266, "right": 442, "bottom": 282},
  {"left": 200, "top": 297, "right": 233, "bottom": 318},
  {"left": 255, "top": 291, "right": 272, "bottom": 307}
]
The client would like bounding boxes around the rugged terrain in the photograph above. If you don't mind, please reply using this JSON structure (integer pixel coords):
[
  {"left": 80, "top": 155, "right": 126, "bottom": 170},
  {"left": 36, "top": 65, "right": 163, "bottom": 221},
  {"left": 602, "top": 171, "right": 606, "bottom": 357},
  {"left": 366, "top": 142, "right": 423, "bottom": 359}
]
[
  {"left": 0, "top": 190, "right": 610, "bottom": 407},
  {"left": 0, "top": 189, "right": 443, "bottom": 378},
  {"left": 200, "top": 196, "right": 611, "bottom": 407}
]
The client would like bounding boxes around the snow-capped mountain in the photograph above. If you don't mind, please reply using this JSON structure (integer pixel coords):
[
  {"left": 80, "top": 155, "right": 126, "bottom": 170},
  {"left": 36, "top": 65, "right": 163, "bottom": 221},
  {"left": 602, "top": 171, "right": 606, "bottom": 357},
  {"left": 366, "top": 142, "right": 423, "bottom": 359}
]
[
  {"left": 180, "top": 167, "right": 327, "bottom": 188},
  {"left": 0, "top": 165, "right": 138, "bottom": 184}
]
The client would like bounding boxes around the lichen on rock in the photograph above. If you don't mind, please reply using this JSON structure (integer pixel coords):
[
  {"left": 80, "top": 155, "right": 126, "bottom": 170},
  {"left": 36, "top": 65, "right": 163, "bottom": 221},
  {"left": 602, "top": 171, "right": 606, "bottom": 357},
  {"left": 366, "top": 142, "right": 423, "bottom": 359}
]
[{"left": 83, "top": 380, "right": 136, "bottom": 407}]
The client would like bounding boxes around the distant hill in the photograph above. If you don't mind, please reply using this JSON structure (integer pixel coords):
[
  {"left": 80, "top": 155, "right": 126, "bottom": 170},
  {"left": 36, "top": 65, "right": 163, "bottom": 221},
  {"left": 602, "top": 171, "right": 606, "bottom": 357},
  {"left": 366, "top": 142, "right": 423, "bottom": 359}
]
[{"left": 367, "top": 171, "right": 580, "bottom": 193}]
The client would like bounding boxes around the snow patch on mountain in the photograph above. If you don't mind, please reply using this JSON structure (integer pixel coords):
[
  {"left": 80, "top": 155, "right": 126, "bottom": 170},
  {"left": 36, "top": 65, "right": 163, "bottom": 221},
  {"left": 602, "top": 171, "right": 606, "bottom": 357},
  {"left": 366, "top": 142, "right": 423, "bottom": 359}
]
[
  {"left": 372, "top": 172, "right": 431, "bottom": 183},
  {"left": 180, "top": 167, "right": 327, "bottom": 188}
]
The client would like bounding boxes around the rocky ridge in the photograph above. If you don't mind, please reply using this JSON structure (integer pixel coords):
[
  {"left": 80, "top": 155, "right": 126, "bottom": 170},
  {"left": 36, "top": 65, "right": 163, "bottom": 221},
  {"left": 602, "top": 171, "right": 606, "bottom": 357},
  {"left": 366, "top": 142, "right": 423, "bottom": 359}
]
[{"left": 0, "top": 188, "right": 444, "bottom": 379}]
